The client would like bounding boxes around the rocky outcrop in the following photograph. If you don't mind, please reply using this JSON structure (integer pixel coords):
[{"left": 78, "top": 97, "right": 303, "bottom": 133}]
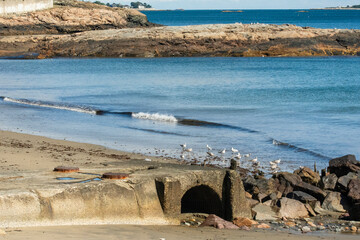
[
  {"left": 286, "top": 191, "right": 317, "bottom": 208},
  {"left": 252, "top": 204, "right": 278, "bottom": 221},
  {"left": 321, "top": 192, "right": 349, "bottom": 212},
  {"left": 273, "top": 172, "right": 326, "bottom": 201},
  {"left": 1, "top": 23, "right": 360, "bottom": 59},
  {"left": 277, "top": 198, "right": 308, "bottom": 219},
  {"left": 294, "top": 167, "right": 320, "bottom": 185},
  {"left": 348, "top": 179, "right": 360, "bottom": 202},
  {"left": 320, "top": 173, "right": 338, "bottom": 190},
  {"left": 328, "top": 155, "right": 360, "bottom": 177},
  {"left": 0, "top": 0, "right": 155, "bottom": 36}
]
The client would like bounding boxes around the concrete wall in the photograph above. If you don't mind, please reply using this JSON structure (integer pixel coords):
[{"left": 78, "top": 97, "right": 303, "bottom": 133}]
[{"left": 0, "top": 0, "right": 53, "bottom": 15}]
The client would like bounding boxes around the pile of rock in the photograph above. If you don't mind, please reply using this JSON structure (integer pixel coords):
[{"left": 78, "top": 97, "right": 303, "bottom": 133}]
[{"left": 243, "top": 154, "right": 360, "bottom": 221}]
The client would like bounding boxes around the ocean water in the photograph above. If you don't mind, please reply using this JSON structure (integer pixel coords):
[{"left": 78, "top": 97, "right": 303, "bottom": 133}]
[
  {"left": 0, "top": 57, "right": 359, "bottom": 172},
  {"left": 142, "top": 10, "right": 360, "bottom": 29}
]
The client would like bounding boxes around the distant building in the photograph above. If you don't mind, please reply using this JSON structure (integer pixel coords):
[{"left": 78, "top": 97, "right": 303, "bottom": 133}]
[{"left": 0, "top": 0, "right": 53, "bottom": 15}]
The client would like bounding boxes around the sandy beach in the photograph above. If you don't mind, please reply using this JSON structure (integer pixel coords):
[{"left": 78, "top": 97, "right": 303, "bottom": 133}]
[
  {"left": 0, "top": 130, "right": 359, "bottom": 239},
  {"left": 3, "top": 224, "right": 358, "bottom": 240}
]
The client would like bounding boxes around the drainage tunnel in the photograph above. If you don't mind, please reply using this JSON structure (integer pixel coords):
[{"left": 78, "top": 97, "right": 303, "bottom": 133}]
[{"left": 181, "top": 185, "right": 222, "bottom": 216}]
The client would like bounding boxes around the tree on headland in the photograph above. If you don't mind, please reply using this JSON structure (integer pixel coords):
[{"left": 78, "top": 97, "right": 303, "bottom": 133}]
[
  {"left": 93, "top": 1, "right": 152, "bottom": 9},
  {"left": 93, "top": 1, "right": 105, "bottom": 5},
  {"left": 130, "top": 1, "right": 152, "bottom": 8}
]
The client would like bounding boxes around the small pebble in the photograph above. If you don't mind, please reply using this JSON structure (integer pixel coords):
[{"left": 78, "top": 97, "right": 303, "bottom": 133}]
[
  {"left": 307, "top": 222, "right": 316, "bottom": 227},
  {"left": 317, "top": 226, "right": 326, "bottom": 231},
  {"left": 257, "top": 223, "right": 271, "bottom": 229},
  {"left": 302, "top": 226, "right": 311, "bottom": 233},
  {"left": 350, "top": 226, "right": 357, "bottom": 233}
]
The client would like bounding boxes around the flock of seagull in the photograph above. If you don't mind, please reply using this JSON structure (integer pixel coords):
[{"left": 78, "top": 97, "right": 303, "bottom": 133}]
[{"left": 179, "top": 143, "right": 282, "bottom": 174}]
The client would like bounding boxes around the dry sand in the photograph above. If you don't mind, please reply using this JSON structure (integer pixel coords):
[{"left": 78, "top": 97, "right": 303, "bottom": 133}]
[{"left": 0, "top": 130, "right": 359, "bottom": 239}]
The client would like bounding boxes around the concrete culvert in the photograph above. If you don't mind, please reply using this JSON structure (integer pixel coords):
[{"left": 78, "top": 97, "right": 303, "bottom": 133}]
[{"left": 181, "top": 185, "right": 222, "bottom": 217}]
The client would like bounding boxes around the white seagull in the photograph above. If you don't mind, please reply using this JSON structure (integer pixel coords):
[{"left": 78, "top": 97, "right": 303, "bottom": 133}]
[
  {"left": 251, "top": 157, "right": 258, "bottom": 163},
  {"left": 235, "top": 153, "right": 242, "bottom": 159},
  {"left": 243, "top": 153, "right": 251, "bottom": 158},
  {"left": 180, "top": 143, "right": 187, "bottom": 149},
  {"left": 206, "top": 145, "right": 212, "bottom": 151},
  {"left": 219, "top": 149, "right": 226, "bottom": 154},
  {"left": 274, "top": 159, "right": 281, "bottom": 164},
  {"left": 270, "top": 164, "right": 277, "bottom": 170},
  {"left": 184, "top": 148, "right": 192, "bottom": 152},
  {"left": 231, "top": 147, "right": 239, "bottom": 153}
]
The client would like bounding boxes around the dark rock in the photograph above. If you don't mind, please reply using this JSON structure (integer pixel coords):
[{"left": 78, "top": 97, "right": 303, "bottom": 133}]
[
  {"left": 294, "top": 167, "right": 320, "bottom": 185},
  {"left": 348, "top": 179, "right": 360, "bottom": 203},
  {"left": 328, "top": 155, "right": 360, "bottom": 177},
  {"left": 199, "top": 214, "right": 239, "bottom": 229},
  {"left": 274, "top": 172, "right": 302, "bottom": 186},
  {"left": 273, "top": 172, "right": 301, "bottom": 196},
  {"left": 320, "top": 173, "right": 338, "bottom": 190},
  {"left": 322, "top": 192, "right": 349, "bottom": 212},
  {"left": 253, "top": 193, "right": 268, "bottom": 203},
  {"left": 273, "top": 172, "right": 326, "bottom": 201},
  {"left": 294, "top": 181, "right": 327, "bottom": 202},
  {"left": 337, "top": 172, "right": 358, "bottom": 193},
  {"left": 286, "top": 191, "right": 317, "bottom": 208},
  {"left": 277, "top": 197, "right": 309, "bottom": 219},
  {"left": 262, "top": 191, "right": 282, "bottom": 202},
  {"left": 349, "top": 203, "right": 360, "bottom": 221},
  {"left": 243, "top": 176, "right": 276, "bottom": 195}
]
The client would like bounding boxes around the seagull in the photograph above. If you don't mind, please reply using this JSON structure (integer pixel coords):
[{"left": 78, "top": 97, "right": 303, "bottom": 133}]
[
  {"left": 231, "top": 147, "right": 239, "bottom": 153},
  {"left": 270, "top": 164, "right": 277, "bottom": 170},
  {"left": 234, "top": 153, "right": 241, "bottom": 159},
  {"left": 207, "top": 152, "right": 214, "bottom": 157},
  {"left": 243, "top": 153, "right": 251, "bottom": 158},
  {"left": 274, "top": 159, "right": 281, "bottom": 164},
  {"left": 180, "top": 143, "right": 187, "bottom": 149},
  {"left": 251, "top": 157, "right": 258, "bottom": 163},
  {"left": 184, "top": 148, "right": 192, "bottom": 152},
  {"left": 219, "top": 149, "right": 226, "bottom": 154},
  {"left": 206, "top": 145, "right": 212, "bottom": 151}
]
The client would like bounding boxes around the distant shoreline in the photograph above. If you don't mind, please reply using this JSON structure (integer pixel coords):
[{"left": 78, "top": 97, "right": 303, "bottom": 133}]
[{"left": 311, "top": 7, "right": 360, "bottom": 10}]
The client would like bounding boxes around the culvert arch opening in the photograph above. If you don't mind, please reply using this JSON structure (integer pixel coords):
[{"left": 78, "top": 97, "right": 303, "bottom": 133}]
[{"left": 181, "top": 185, "right": 222, "bottom": 216}]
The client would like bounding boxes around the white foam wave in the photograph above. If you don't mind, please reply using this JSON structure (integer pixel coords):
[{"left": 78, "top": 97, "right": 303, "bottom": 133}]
[
  {"left": 3, "top": 97, "right": 98, "bottom": 115},
  {"left": 131, "top": 112, "right": 178, "bottom": 123}
]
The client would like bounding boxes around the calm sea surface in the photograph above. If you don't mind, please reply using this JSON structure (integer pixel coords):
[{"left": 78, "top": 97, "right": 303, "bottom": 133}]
[
  {"left": 0, "top": 57, "right": 359, "bottom": 171},
  {"left": 142, "top": 9, "right": 360, "bottom": 29}
]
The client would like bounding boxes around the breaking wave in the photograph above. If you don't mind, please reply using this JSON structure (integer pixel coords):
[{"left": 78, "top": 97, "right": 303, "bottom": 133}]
[
  {"left": 0, "top": 96, "right": 330, "bottom": 160},
  {"left": 131, "top": 112, "right": 178, "bottom": 123},
  {"left": 271, "top": 138, "right": 330, "bottom": 160},
  {"left": 2, "top": 97, "right": 101, "bottom": 115}
]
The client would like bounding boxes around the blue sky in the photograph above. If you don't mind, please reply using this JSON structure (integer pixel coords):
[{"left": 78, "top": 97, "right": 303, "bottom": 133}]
[{"left": 103, "top": 0, "right": 360, "bottom": 9}]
